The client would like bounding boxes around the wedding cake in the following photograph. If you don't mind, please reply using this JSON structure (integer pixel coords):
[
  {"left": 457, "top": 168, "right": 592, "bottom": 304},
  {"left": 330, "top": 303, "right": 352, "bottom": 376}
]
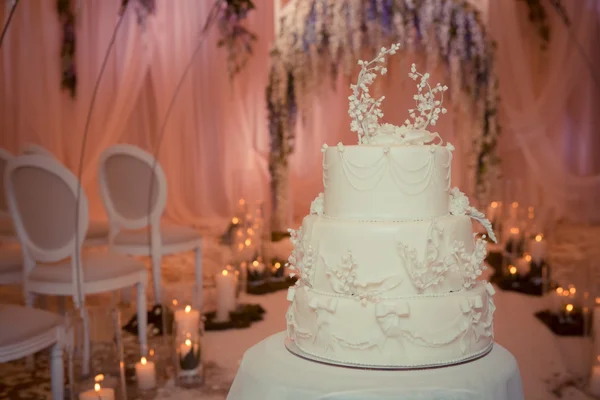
[{"left": 284, "top": 44, "right": 498, "bottom": 368}]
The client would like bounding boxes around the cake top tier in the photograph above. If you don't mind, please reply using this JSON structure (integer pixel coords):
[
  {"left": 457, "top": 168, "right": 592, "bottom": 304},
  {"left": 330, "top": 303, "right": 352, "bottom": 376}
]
[{"left": 349, "top": 43, "right": 448, "bottom": 146}]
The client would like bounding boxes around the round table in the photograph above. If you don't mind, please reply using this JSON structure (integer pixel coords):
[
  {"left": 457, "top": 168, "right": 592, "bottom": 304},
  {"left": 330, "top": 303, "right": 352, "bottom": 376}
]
[{"left": 227, "top": 332, "right": 523, "bottom": 400}]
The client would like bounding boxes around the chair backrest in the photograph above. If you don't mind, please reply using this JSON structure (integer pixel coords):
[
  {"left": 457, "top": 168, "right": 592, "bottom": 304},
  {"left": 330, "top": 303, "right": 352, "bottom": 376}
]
[
  {"left": 20, "top": 144, "right": 55, "bottom": 158},
  {"left": 98, "top": 144, "right": 167, "bottom": 230},
  {"left": 0, "top": 148, "right": 14, "bottom": 217},
  {"left": 4, "top": 155, "right": 89, "bottom": 263}
]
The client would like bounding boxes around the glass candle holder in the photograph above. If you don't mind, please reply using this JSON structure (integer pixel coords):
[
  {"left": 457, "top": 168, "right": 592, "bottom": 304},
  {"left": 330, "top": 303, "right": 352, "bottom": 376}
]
[
  {"left": 66, "top": 306, "right": 127, "bottom": 400},
  {"left": 172, "top": 322, "right": 204, "bottom": 388}
]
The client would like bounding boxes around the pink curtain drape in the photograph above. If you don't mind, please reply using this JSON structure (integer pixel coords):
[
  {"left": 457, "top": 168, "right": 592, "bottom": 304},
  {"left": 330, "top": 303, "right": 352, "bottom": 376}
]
[{"left": 1, "top": 0, "right": 599, "bottom": 228}]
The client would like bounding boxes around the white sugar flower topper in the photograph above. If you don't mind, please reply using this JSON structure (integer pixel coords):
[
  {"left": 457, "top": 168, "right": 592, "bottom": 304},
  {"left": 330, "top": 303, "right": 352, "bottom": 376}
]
[
  {"left": 348, "top": 43, "right": 400, "bottom": 144},
  {"left": 348, "top": 45, "right": 450, "bottom": 145}
]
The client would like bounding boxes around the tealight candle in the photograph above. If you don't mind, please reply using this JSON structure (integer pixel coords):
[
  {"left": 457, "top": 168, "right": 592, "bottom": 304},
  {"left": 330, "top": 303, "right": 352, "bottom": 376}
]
[
  {"left": 174, "top": 305, "right": 200, "bottom": 336},
  {"left": 135, "top": 357, "right": 156, "bottom": 390},
  {"left": 249, "top": 260, "right": 266, "bottom": 274},
  {"left": 565, "top": 303, "right": 574, "bottom": 317},
  {"left": 79, "top": 383, "right": 115, "bottom": 400},
  {"left": 508, "top": 265, "right": 517, "bottom": 278},
  {"left": 215, "top": 269, "right": 238, "bottom": 322}
]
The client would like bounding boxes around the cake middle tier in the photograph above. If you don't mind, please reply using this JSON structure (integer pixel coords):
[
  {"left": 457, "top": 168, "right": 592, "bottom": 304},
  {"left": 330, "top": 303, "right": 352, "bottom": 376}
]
[
  {"left": 322, "top": 143, "right": 452, "bottom": 220},
  {"left": 297, "top": 214, "right": 484, "bottom": 296}
]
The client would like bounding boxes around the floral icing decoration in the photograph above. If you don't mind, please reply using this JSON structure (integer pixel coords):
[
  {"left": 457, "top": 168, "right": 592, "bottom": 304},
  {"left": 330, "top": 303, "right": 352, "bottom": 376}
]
[
  {"left": 309, "top": 193, "right": 324, "bottom": 215},
  {"left": 449, "top": 187, "right": 497, "bottom": 243}
]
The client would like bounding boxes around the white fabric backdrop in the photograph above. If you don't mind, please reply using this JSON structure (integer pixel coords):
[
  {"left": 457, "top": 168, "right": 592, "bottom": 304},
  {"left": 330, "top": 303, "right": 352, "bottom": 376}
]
[{"left": 1, "top": 0, "right": 599, "bottom": 228}]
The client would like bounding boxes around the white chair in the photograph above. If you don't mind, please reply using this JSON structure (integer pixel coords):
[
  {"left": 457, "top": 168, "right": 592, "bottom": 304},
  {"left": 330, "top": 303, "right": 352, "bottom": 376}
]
[
  {"left": 4, "top": 155, "right": 149, "bottom": 357},
  {"left": 0, "top": 304, "right": 65, "bottom": 399},
  {"left": 0, "top": 148, "right": 16, "bottom": 243},
  {"left": 98, "top": 144, "right": 203, "bottom": 307},
  {"left": 19, "top": 144, "right": 110, "bottom": 246},
  {"left": 0, "top": 247, "right": 22, "bottom": 285}
]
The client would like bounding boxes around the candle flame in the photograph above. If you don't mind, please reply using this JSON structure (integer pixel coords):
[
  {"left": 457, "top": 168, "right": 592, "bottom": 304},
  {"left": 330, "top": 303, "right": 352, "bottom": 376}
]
[
  {"left": 222, "top": 270, "right": 229, "bottom": 276},
  {"left": 512, "top": 202, "right": 518, "bottom": 208},
  {"left": 172, "top": 299, "right": 178, "bottom": 306},
  {"left": 237, "top": 243, "right": 244, "bottom": 250},
  {"left": 566, "top": 304, "right": 574, "bottom": 312},
  {"left": 185, "top": 305, "right": 191, "bottom": 313},
  {"left": 94, "top": 383, "right": 101, "bottom": 392},
  {"left": 244, "top": 238, "right": 251, "bottom": 246},
  {"left": 509, "top": 266, "right": 517, "bottom": 275},
  {"left": 510, "top": 227, "right": 519, "bottom": 235},
  {"left": 141, "top": 357, "right": 147, "bottom": 365},
  {"left": 275, "top": 262, "right": 281, "bottom": 269},
  {"left": 535, "top": 234, "right": 543, "bottom": 242},
  {"left": 596, "top": 297, "right": 600, "bottom": 305},
  {"left": 247, "top": 228, "right": 254, "bottom": 235},
  {"left": 556, "top": 287, "right": 563, "bottom": 295},
  {"left": 491, "top": 201, "right": 498, "bottom": 208},
  {"left": 94, "top": 374, "right": 104, "bottom": 382},
  {"left": 252, "top": 260, "right": 259, "bottom": 267},
  {"left": 569, "top": 287, "right": 576, "bottom": 295},
  {"left": 232, "top": 217, "right": 239, "bottom": 224},
  {"left": 185, "top": 339, "right": 192, "bottom": 347},
  {"left": 239, "top": 199, "right": 245, "bottom": 206},
  {"left": 524, "top": 254, "right": 532, "bottom": 262},
  {"left": 149, "top": 349, "right": 155, "bottom": 356}
]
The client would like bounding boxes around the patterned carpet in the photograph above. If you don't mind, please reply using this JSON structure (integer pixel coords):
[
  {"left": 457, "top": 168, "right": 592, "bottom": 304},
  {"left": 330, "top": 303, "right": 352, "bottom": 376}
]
[{"left": 0, "top": 234, "right": 233, "bottom": 400}]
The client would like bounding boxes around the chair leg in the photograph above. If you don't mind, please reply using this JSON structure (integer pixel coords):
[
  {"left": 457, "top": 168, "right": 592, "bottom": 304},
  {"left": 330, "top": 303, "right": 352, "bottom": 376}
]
[
  {"left": 136, "top": 281, "right": 148, "bottom": 357},
  {"left": 194, "top": 245, "right": 203, "bottom": 311},
  {"left": 150, "top": 252, "right": 162, "bottom": 304},
  {"left": 50, "top": 340, "right": 64, "bottom": 400},
  {"left": 25, "top": 292, "right": 36, "bottom": 371},
  {"left": 57, "top": 296, "right": 67, "bottom": 315},
  {"left": 81, "top": 307, "right": 91, "bottom": 376}
]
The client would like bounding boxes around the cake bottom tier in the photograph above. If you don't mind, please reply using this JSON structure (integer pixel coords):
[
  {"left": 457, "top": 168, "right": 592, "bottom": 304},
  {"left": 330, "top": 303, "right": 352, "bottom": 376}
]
[{"left": 286, "top": 281, "right": 496, "bottom": 367}]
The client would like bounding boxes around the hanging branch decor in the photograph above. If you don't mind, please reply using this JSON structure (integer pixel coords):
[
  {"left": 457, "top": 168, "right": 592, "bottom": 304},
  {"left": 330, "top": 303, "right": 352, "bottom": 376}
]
[
  {"left": 267, "top": 0, "right": 501, "bottom": 229},
  {"left": 57, "top": 0, "right": 76, "bottom": 97},
  {"left": 217, "top": 0, "right": 257, "bottom": 79},
  {"left": 121, "top": 0, "right": 156, "bottom": 27}
]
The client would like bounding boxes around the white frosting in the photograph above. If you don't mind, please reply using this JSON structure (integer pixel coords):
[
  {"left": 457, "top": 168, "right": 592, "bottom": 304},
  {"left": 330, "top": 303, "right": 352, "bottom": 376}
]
[
  {"left": 323, "top": 144, "right": 452, "bottom": 220},
  {"left": 286, "top": 56, "right": 496, "bottom": 368},
  {"left": 287, "top": 282, "right": 494, "bottom": 367}
]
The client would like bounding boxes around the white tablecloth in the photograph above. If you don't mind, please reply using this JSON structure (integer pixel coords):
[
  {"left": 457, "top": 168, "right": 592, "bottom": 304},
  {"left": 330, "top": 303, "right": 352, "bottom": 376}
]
[{"left": 227, "top": 332, "right": 524, "bottom": 400}]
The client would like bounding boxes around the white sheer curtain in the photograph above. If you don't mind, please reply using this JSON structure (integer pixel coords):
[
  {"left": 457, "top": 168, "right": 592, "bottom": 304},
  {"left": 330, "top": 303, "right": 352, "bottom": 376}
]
[
  {"left": 1, "top": 0, "right": 599, "bottom": 228},
  {"left": 489, "top": 0, "right": 600, "bottom": 225}
]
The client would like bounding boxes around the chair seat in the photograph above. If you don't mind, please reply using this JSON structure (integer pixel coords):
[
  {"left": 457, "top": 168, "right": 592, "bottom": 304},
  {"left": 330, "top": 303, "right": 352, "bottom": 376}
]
[
  {"left": 30, "top": 252, "right": 146, "bottom": 289},
  {"left": 113, "top": 225, "right": 202, "bottom": 253},
  {"left": 0, "top": 247, "right": 22, "bottom": 284},
  {"left": 0, "top": 304, "right": 63, "bottom": 362}
]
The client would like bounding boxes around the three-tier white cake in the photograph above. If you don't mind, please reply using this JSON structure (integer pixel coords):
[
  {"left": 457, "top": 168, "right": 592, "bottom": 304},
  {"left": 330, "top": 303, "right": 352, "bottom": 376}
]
[{"left": 284, "top": 45, "right": 498, "bottom": 368}]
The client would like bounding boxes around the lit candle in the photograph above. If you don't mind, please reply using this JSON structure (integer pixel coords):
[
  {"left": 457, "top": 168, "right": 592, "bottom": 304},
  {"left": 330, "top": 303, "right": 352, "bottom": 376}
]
[
  {"left": 215, "top": 269, "right": 238, "bottom": 322},
  {"left": 178, "top": 338, "right": 200, "bottom": 371},
  {"left": 135, "top": 357, "right": 156, "bottom": 390},
  {"left": 232, "top": 217, "right": 239, "bottom": 225},
  {"left": 553, "top": 287, "right": 565, "bottom": 313},
  {"left": 174, "top": 305, "right": 200, "bottom": 336},
  {"left": 487, "top": 201, "right": 499, "bottom": 222},
  {"left": 589, "top": 364, "right": 600, "bottom": 396},
  {"left": 78, "top": 383, "right": 115, "bottom": 400},
  {"left": 249, "top": 260, "right": 266, "bottom": 274},
  {"left": 565, "top": 303, "right": 574, "bottom": 318},
  {"left": 514, "top": 257, "right": 530, "bottom": 276},
  {"left": 529, "top": 234, "right": 547, "bottom": 264},
  {"left": 509, "top": 202, "right": 519, "bottom": 219},
  {"left": 508, "top": 265, "right": 517, "bottom": 278}
]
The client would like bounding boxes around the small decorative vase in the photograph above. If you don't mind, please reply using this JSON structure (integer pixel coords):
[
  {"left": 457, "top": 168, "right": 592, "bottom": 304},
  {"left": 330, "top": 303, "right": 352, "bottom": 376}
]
[
  {"left": 172, "top": 319, "right": 204, "bottom": 388},
  {"left": 65, "top": 306, "right": 127, "bottom": 400}
]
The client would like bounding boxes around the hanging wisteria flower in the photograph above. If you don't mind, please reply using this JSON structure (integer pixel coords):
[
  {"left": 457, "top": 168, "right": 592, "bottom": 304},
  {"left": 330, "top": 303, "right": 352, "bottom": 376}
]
[{"left": 348, "top": 43, "right": 401, "bottom": 144}]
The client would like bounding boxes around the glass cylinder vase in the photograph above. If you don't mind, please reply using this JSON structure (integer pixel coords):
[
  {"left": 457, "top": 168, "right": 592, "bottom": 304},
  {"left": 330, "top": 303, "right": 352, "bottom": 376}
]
[
  {"left": 172, "top": 314, "right": 204, "bottom": 388},
  {"left": 66, "top": 306, "right": 127, "bottom": 400}
]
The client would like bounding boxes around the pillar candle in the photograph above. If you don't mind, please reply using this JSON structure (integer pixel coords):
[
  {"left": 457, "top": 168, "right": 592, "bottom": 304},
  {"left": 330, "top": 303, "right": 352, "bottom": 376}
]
[
  {"left": 135, "top": 357, "right": 156, "bottom": 390},
  {"left": 487, "top": 201, "right": 500, "bottom": 222},
  {"left": 215, "top": 269, "right": 238, "bottom": 322},
  {"left": 79, "top": 383, "right": 115, "bottom": 400},
  {"left": 589, "top": 365, "right": 600, "bottom": 396},
  {"left": 529, "top": 234, "right": 547, "bottom": 264},
  {"left": 174, "top": 305, "right": 200, "bottom": 336}
]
